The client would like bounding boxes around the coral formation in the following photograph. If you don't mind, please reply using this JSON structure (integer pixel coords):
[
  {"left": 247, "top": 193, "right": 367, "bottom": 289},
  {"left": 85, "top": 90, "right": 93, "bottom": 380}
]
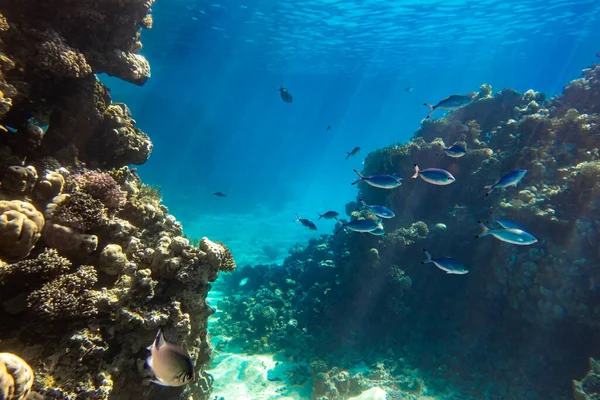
[
  {"left": 0, "top": 1, "right": 235, "bottom": 399},
  {"left": 213, "top": 65, "right": 600, "bottom": 399}
]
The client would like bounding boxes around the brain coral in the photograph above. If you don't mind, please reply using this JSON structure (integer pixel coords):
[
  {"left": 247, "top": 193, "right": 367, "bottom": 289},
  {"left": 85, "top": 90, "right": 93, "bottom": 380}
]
[
  {"left": 0, "top": 200, "right": 44, "bottom": 261},
  {"left": 0, "top": 352, "right": 34, "bottom": 400}
]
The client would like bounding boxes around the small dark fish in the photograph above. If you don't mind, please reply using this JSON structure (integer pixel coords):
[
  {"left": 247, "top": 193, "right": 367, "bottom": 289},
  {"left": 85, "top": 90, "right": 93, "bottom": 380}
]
[
  {"left": 405, "top": 87, "right": 413, "bottom": 92},
  {"left": 335, "top": 218, "right": 382, "bottom": 235},
  {"left": 213, "top": 191, "right": 227, "bottom": 197},
  {"left": 326, "top": 125, "right": 332, "bottom": 131},
  {"left": 358, "top": 199, "right": 395, "bottom": 218},
  {"left": 318, "top": 211, "right": 339, "bottom": 220},
  {"left": 424, "top": 94, "right": 474, "bottom": 119},
  {"left": 437, "top": 144, "right": 466, "bottom": 158},
  {"left": 295, "top": 214, "right": 317, "bottom": 230},
  {"left": 279, "top": 86, "right": 293, "bottom": 103},
  {"left": 352, "top": 169, "right": 402, "bottom": 189},
  {"left": 146, "top": 329, "right": 195, "bottom": 387},
  {"left": 345, "top": 146, "right": 360, "bottom": 159},
  {"left": 422, "top": 249, "right": 468, "bottom": 275},
  {"left": 597, "top": 52, "right": 600, "bottom": 57},
  {"left": 485, "top": 169, "right": 527, "bottom": 196},
  {"left": 412, "top": 165, "right": 455, "bottom": 185},
  {"left": 475, "top": 221, "right": 537, "bottom": 245}
]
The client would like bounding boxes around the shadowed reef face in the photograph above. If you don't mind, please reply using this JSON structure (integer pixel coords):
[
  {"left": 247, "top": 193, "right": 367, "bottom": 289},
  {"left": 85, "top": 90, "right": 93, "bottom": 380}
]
[{"left": 0, "top": 1, "right": 236, "bottom": 399}]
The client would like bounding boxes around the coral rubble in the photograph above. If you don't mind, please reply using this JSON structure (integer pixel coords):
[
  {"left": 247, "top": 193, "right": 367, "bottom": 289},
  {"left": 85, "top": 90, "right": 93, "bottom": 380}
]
[{"left": 0, "top": 1, "right": 235, "bottom": 399}]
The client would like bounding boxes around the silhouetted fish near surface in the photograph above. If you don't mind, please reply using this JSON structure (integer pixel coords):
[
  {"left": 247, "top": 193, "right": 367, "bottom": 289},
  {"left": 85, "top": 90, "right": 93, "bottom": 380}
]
[
  {"left": 295, "top": 214, "right": 317, "bottom": 230},
  {"left": 422, "top": 249, "right": 469, "bottom": 275},
  {"left": 318, "top": 211, "right": 339, "bottom": 220},
  {"left": 358, "top": 199, "right": 395, "bottom": 218},
  {"left": 424, "top": 94, "right": 474, "bottom": 119},
  {"left": 345, "top": 146, "right": 360, "bottom": 159},
  {"left": 326, "top": 125, "right": 332, "bottom": 131},
  {"left": 485, "top": 169, "right": 527, "bottom": 196},
  {"left": 475, "top": 221, "right": 538, "bottom": 245},
  {"left": 336, "top": 218, "right": 382, "bottom": 235},
  {"left": 405, "top": 87, "right": 413, "bottom": 92},
  {"left": 437, "top": 144, "right": 466, "bottom": 158},
  {"left": 279, "top": 86, "right": 293, "bottom": 103},
  {"left": 146, "top": 329, "right": 195, "bottom": 387},
  {"left": 352, "top": 169, "right": 403, "bottom": 189},
  {"left": 213, "top": 191, "right": 227, "bottom": 197},
  {"left": 412, "top": 165, "right": 455, "bottom": 185}
]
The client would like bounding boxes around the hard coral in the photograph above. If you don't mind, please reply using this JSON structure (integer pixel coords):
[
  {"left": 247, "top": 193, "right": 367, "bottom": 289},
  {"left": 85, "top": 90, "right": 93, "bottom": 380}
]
[
  {"left": 45, "top": 193, "right": 107, "bottom": 231},
  {"left": 27, "top": 264, "right": 99, "bottom": 320},
  {"left": 69, "top": 170, "right": 127, "bottom": 210},
  {"left": 0, "top": 200, "right": 44, "bottom": 261},
  {"left": 0, "top": 352, "right": 34, "bottom": 400}
]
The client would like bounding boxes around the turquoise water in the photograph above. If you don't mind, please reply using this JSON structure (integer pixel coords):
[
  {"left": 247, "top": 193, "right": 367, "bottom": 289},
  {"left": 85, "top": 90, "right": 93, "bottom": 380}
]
[
  {"left": 100, "top": 0, "right": 600, "bottom": 398},
  {"left": 104, "top": 0, "right": 599, "bottom": 265}
]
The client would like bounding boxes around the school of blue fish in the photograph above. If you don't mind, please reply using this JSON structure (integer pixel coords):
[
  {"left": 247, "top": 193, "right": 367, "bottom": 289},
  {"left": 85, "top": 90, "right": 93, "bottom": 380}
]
[{"left": 282, "top": 89, "right": 537, "bottom": 277}]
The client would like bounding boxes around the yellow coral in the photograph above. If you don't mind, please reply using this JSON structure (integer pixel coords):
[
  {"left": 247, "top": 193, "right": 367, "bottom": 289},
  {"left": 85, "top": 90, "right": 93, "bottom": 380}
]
[
  {"left": 0, "top": 353, "right": 34, "bottom": 400},
  {"left": 0, "top": 200, "right": 44, "bottom": 261}
]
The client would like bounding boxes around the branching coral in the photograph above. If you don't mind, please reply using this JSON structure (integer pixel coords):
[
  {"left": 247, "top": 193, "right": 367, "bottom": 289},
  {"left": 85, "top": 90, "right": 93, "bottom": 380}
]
[
  {"left": 45, "top": 193, "right": 107, "bottom": 231},
  {"left": 27, "top": 264, "right": 99, "bottom": 320},
  {"left": 68, "top": 170, "right": 127, "bottom": 210}
]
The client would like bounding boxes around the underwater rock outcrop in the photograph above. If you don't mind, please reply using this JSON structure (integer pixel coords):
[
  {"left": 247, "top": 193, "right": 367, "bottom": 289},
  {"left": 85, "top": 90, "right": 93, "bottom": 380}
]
[
  {"left": 214, "top": 65, "right": 600, "bottom": 399},
  {"left": 0, "top": 1, "right": 235, "bottom": 399}
]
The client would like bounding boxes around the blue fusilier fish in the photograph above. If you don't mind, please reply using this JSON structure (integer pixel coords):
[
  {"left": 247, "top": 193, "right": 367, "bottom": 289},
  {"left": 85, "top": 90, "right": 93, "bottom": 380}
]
[
  {"left": 279, "top": 86, "right": 293, "bottom": 103},
  {"left": 213, "top": 191, "right": 227, "bottom": 197},
  {"left": 351, "top": 169, "right": 402, "bottom": 189},
  {"left": 335, "top": 218, "right": 382, "bottom": 235},
  {"left": 475, "top": 221, "right": 538, "bottom": 245},
  {"left": 295, "top": 214, "right": 317, "bottom": 230},
  {"left": 368, "top": 227, "right": 385, "bottom": 236},
  {"left": 437, "top": 144, "right": 467, "bottom": 158},
  {"left": 358, "top": 199, "right": 395, "bottom": 219},
  {"left": 412, "top": 165, "right": 455, "bottom": 185},
  {"left": 318, "top": 211, "right": 339, "bottom": 220},
  {"left": 421, "top": 249, "right": 469, "bottom": 275},
  {"left": 485, "top": 169, "right": 528, "bottom": 196},
  {"left": 345, "top": 146, "right": 360, "bottom": 160},
  {"left": 146, "top": 329, "right": 195, "bottom": 387},
  {"left": 423, "top": 94, "right": 474, "bottom": 119}
]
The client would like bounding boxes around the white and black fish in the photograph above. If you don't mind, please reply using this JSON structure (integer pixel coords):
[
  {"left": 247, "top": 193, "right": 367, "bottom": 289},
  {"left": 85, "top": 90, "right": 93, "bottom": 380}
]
[{"left": 146, "top": 329, "right": 195, "bottom": 387}]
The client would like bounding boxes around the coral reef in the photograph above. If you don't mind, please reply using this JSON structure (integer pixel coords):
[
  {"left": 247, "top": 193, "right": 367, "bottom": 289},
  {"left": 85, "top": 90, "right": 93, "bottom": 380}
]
[
  {"left": 0, "top": 1, "right": 235, "bottom": 399},
  {"left": 213, "top": 65, "right": 600, "bottom": 399}
]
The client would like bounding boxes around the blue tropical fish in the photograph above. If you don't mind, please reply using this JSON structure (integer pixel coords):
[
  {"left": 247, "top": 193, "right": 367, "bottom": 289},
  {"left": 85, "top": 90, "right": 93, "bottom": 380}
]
[
  {"left": 351, "top": 169, "right": 402, "bottom": 189},
  {"left": 437, "top": 144, "right": 466, "bottom": 158},
  {"left": 335, "top": 218, "right": 382, "bottom": 235},
  {"left": 294, "top": 214, "right": 317, "bottom": 230},
  {"left": 485, "top": 169, "right": 528, "bottom": 196},
  {"left": 475, "top": 221, "right": 537, "bottom": 245},
  {"left": 424, "top": 94, "right": 474, "bottom": 119},
  {"left": 412, "top": 165, "right": 455, "bottom": 185},
  {"left": 422, "top": 249, "right": 469, "bottom": 275},
  {"left": 358, "top": 199, "right": 395, "bottom": 219}
]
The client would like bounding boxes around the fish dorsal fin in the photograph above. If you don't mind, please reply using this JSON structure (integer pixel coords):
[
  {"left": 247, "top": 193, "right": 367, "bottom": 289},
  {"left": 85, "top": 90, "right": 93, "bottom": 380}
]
[{"left": 155, "top": 328, "right": 166, "bottom": 350}]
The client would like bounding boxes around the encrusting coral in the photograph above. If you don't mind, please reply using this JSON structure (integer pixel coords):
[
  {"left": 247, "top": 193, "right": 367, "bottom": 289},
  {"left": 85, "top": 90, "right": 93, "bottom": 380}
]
[{"left": 0, "top": 1, "right": 235, "bottom": 399}]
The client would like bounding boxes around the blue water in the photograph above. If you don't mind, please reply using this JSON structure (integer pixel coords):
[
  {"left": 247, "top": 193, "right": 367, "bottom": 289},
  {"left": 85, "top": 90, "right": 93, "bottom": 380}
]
[{"left": 102, "top": 0, "right": 600, "bottom": 266}]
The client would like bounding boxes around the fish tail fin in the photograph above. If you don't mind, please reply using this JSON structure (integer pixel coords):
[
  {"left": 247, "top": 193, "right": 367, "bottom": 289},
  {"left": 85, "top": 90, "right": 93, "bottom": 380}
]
[
  {"left": 351, "top": 169, "right": 363, "bottom": 185},
  {"left": 317, "top": 213, "right": 323, "bottom": 220},
  {"left": 424, "top": 103, "right": 435, "bottom": 119},
  {"left": 345, "top": 152, "right": 351, "bottom": 159},
  {"left": 484, "top": 184, "right": 495, "bottom": 196},
  {"left": 334, "top": 216, "right": 339, "bottom": 221},
  {"left": 412, "top": 164, "right": 420, "bottom": 179},
  {"left": 335, "top": 225, "right": 344, "bottom": 235},
  {"left": 475, "top": 220, "right": 489, "bottom": 238},
  {"left": 422, "top": 249, "right": 433, "bottom": 264},
  {"left": 294, "top": 213, "right": 300, "bottom": 222},
  {"left": 358, "top": 198, "right": 368, "bottom": 207}
]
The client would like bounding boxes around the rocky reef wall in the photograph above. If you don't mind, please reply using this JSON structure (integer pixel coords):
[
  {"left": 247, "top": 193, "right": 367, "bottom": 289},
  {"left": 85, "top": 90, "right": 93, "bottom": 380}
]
[
  {"left": 214, "top": 65, "right": 600, "bottom": 399},
  {"left": 0, "top": 1, "right": 234, "bottom": 399}
]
